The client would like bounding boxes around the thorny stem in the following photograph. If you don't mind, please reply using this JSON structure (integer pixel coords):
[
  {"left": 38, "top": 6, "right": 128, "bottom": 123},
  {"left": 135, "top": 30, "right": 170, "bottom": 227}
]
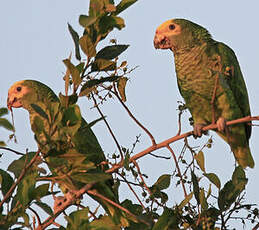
[
  {"left": 0, "top": 150, "right": 40, "bottom": 208},
  {"left": 106, "top": 115, "right": 259, "bottom": 174},
  {"left": 166, "top": 145, "right": 188, "bottom": 198},
  {"left": 92, "top": 94, "right": 124, "bottom": 160}
]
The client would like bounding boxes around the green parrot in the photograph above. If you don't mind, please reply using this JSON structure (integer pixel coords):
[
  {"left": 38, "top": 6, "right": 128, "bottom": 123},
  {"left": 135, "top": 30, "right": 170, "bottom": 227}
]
[
  {"left": 7, "top": 80, "right": 126, "bottom": 225},
  {"left": 154, "top": 19, "right": 254, "bottom": 168}
]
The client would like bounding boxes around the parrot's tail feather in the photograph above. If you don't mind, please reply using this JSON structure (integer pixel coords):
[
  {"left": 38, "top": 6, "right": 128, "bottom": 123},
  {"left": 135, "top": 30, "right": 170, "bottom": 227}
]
[{"left": 232, "top": 146, "right": 254, "bottom": 168}]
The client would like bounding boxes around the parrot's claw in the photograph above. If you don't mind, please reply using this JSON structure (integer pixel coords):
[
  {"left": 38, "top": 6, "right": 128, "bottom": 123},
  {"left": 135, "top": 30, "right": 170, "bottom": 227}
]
[
  {"left": 216, "top": 117, "right": 226, "bottom": 132},
  {"left": 193, "top": 124, "right": 207, "bottom": 138}
]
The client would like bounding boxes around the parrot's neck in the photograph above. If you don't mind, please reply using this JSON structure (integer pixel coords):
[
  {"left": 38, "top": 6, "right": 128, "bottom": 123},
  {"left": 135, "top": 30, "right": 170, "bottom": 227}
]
[{"left": 174, "top": 42, "right": 207, "bottom": 77}]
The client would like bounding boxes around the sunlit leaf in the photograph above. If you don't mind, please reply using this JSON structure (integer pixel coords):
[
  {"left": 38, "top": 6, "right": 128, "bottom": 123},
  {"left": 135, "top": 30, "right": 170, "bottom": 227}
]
[
  {"left": 79, "top": 34, "right": 96, "bottom": 58},
  {"left": 67, "top": 23, "right": 81, "bottom": 61},
  {"left": 90, "top": 216, "right": 121, "bottom": 230},
  {"left": 178, "top": 192, "right": 193, "bottom": 210},
  {"left": 63, "top": 59, "right": 82, "bottom": 89},
  {"left": 91, "top": 59, "right": 116, "bottom": 71},
  {"left": 194, "top": 150, "right": 205, "bottom": 172},
  {"left": 204, "top": 173, "right": 221, "bottom": 189},
  {"left": 66, "top": 208, "right": 90, "bottom": 230},
  {"left": 79, "top": 15, "right": 97, "bottom": 28},
  {"left": 117, "top": 77, "right": 128, "bottom": 102},
  {"left": 114, "top": 0, "right": 138, "bottom": 15}
]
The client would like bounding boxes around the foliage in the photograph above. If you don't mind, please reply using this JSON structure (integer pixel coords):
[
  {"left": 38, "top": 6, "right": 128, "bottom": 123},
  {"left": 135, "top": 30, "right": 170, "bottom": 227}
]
[{"left": 1, "top": 0, "right": 259, "bottom": 229}]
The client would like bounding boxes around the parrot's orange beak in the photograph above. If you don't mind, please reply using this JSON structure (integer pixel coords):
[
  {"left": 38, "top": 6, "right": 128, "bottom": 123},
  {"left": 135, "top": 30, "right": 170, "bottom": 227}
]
[
  {"left": 153, "top": 30, "right": 172, "bottom": 50},
  {"left": 7, "top": 94, "right": 22, "bottom": 111}
]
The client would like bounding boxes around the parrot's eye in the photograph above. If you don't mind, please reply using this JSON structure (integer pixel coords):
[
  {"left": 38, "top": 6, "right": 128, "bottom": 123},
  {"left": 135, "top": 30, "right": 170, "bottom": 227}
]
[
  {"left": 169, "top": 24, "right": 175, "bottom": 30},
  {"left": 16, "top": 87, "right": 22, "bottom": 92}
]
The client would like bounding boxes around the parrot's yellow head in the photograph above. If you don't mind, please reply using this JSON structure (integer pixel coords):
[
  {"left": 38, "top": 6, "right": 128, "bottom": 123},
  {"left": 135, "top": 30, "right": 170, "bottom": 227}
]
[
  {"left": 154, "top": 18, "right": 212, "bottom": 52},
  {"left": 7, "top": 80, "right": 31, "bottom": 110}
]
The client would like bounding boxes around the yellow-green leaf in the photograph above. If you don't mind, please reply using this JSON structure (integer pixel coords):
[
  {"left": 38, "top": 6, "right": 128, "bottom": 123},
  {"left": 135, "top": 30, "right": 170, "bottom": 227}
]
[
  {"left": 79, "top": 35, "right": 96, "bottom": 58},
  {"left": 117, "top": 77, "right": 128, "bottom": 102},
  {"left": 199, "top": 188, "right": 208, "bottom": 210},
  {"left": 63, "top": 59, "right": 82, "bottom": 89},
  {"left": 178, "top": 192, "right": 193, "bottom": 210},
  {"left": 194, "top": 150, "right": 205, "bottom": 172},
  {"left": 204, "top": 173, "right": 221, "bottom": 189}
]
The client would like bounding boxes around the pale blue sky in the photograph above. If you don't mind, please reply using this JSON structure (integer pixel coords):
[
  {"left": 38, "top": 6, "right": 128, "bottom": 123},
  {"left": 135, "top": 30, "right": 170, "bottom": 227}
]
[{"left": 1, "top": 0, "right": 259, "bottom": 228}]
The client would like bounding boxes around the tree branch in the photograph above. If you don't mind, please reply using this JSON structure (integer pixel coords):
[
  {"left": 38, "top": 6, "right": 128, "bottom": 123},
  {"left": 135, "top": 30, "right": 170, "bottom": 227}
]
[{"left": 106, "top": 115, "right": 259, "bottom": 173}]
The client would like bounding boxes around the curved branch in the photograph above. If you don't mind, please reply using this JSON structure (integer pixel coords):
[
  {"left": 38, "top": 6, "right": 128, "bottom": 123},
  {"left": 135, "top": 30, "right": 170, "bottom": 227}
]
[{"left": 106, "top": 115, "right": 259, "bottom": 173}]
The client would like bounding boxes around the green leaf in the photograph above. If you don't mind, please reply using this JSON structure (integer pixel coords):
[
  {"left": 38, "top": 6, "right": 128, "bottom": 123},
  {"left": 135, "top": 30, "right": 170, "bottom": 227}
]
[
  {"left": 0, "top": 169, "right": 14, "bottom": 198},
  {"left": 0, "top": 118, "right": 14, "bottom": 131},
  {"left": 200, "top": 188, "right": 208, "bottom": 210},
  {"left": 79, "top": 34, "right": 96, "bottom": 58},
  {"left": 8, "top": 152, "right": 37, "bottom": 177},
  {"left": 35, "top": 201, "right": 53, "bottom": 216},
  {"left": 16, "top": 173, "right": 37, "bottom": 205},
  {"left": 232, "top": 166, "right": 247, "bottom": 191},
  {"left": 99, "top": 15, "right": 125, "bottom": 34},
  {"left": 79, "top": 15, "right": 97, "bottom": 28},
  {"left": 66, "top": 208, "right": 90, "bottom": 230},
  {"left": 73, "top": 172, "right": 112, "bottom": 184},
  {"left": 114, "top": 0, "right": 138, "bottom": 15},
  {"left": 191, "top": 171, "right": 200, "bottom": 205},
  {"left": 152, "top": 208, "right": 178, "bottom": 230},
  {"left": 89, "top": 216, "right": 121, "bottom": 230},
  {"left": 0, "top": 141, "right": 6, "bottom": 146},
  {"left": 79, "top": 75, "right": 119, "bottom": 96},
  {"left": 31, "top": 104, "right": 49, "bottom": 120},
  {"left": 123, "top": 150, "right": 130, "bottom": 170},
  {"left": 218, "top": 180, "right": 236, "bottom": 211},
  {"left": 194, "top": 150, "right": 205, "bottom": 172},
  {"left": 96, "top": 44, "right": 129, "bottom": 60},
  {"left": 178, "top": 192, "right": 193, "bottom": 210},
  {"left": 0, "top": 108, "right": 8, "bottom": 117},
  {"left": 67, "top": 23, "right": 81, "bottom": 61},
  {"left": 153, "top": 174, "right": 171, "bottom": 190},
  {"left": 91, "top": 59, "right": 116, "bottom": 72},
  {"left": 117, "top": 77, "right": 128, "bottom": 102},
  {"left": 204, "top": 173, "right": 221, "bottom": 189},
  {"left": 63, "top": 59, "right": 82, "bottom": 88},
  {"left": 31, "top": 184, "right": 50, "bottom": 200},
  {"left": 85, "top": 117, "right": 105, "bottom": 129}
]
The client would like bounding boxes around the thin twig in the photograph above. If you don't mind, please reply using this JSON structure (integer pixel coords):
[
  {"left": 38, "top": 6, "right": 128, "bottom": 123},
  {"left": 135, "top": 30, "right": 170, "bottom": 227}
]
[
  {"left": 92, "top": 94, "right": 124, "bottom": 160},
  {"left": 112, "top": 88, "right": 156, "bottom": 146},
  {"left": 166, "top": 145, "right": 188, "bottom": 198},
  {"left": 0, "top": 150, "right": 40, "bottom": 208},
  {"left": 149, "top": 152, "right": 170, "bottom": 160},
  {"left": 106, "top": 115, "right": 259, "bottom": 173},
  {"left": 87, "top": 189, "right": 137, "bottom": 219},
  {"left": 116, "top": 173, "right": 146, "bottom": 209},
  {"left": 28, "top": 207, "right": 42, "bottom": 226},
  {"left": 0, "top": 146, "right": 25, "bottom": 155}
]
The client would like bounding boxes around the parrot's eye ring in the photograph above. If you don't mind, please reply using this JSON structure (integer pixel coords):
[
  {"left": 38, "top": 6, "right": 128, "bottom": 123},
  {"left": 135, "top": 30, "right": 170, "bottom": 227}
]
[
  {"left": 16, "top": 87, "right": 22, "bottom": 92},
  {"left": 169, "top": 24, "right": 175, "bottom": 30}
]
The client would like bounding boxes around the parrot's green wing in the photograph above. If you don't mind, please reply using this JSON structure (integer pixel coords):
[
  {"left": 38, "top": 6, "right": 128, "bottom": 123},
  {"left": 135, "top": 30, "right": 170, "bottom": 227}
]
[{"left": 216, "top": 42, "right": 251, "bottom": 139}]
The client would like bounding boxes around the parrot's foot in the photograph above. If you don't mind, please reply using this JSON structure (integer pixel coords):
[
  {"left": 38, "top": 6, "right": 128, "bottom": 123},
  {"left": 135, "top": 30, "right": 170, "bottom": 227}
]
[
  {"left": 193, "top": 124, "right": 207, "bottom": 138},
  {"left": 216, "top": 117, "right": 226, "bottom": 132}
]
